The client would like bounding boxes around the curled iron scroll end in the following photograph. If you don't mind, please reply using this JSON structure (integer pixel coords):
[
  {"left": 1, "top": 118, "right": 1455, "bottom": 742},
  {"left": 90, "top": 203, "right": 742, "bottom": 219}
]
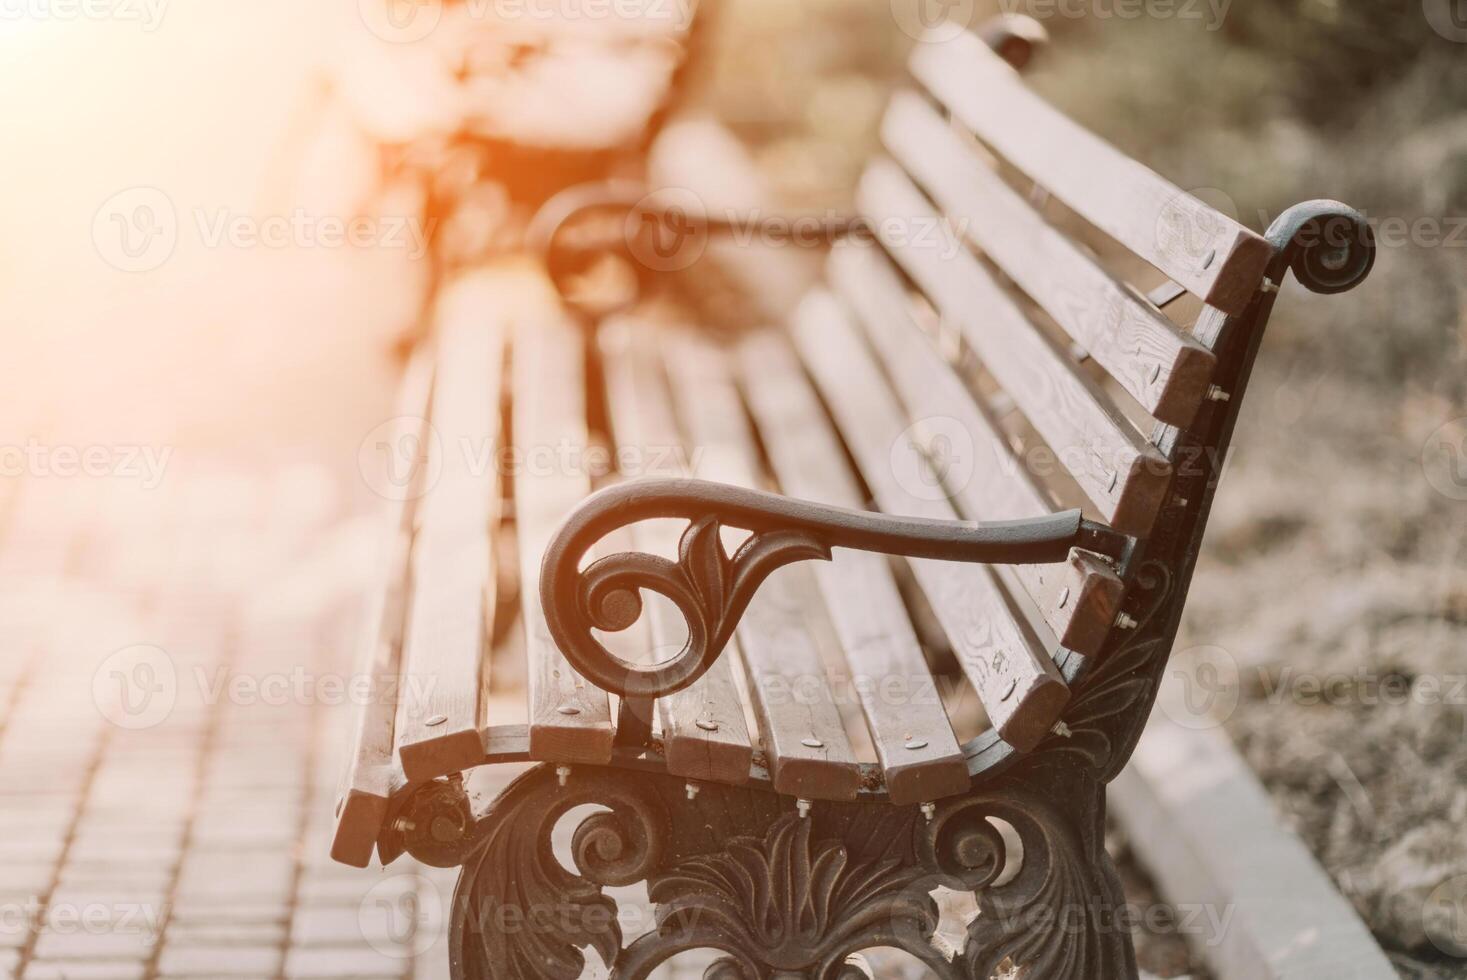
[{"left": 1267, "top": 200, "right": 1376, "bottom": 296}]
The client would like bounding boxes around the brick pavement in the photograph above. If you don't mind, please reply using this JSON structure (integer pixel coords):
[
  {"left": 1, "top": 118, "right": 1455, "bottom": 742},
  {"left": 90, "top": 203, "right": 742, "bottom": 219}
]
[
  {"left": 0, "top": 466, "right": 808, "bottom": 980},
  {"left": 0, "top": 465, "right": 1182, "bottom": 979}
]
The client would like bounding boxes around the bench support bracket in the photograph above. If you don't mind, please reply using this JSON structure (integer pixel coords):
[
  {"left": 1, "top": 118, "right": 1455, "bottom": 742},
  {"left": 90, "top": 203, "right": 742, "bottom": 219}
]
[{"left": 448, "top": 762, "right": 1136, "bottom": 979}]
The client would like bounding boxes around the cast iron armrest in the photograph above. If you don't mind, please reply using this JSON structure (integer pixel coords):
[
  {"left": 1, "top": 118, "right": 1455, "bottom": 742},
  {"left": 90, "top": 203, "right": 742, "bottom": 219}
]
[{"left": 540, "top": 479, "right": 1129, "bottom": 700}]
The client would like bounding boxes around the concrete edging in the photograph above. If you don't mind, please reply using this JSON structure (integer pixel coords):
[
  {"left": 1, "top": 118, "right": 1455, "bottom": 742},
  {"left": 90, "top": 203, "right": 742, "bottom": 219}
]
[{"left": 1111, "top": 694, "right": 1397, "bottom": 979}]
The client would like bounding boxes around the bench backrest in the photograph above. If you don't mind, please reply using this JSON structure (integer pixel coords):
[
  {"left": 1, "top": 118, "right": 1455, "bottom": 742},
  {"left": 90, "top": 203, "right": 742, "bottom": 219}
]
[{"left": 652, "top": 20, "right": 1371, "bottom": 784}]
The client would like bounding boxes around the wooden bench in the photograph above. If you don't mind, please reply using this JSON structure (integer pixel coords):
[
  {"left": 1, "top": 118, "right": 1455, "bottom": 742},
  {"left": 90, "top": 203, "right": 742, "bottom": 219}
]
[{"left": 331, "top": 15, "right": 1376, "bottom": 979}]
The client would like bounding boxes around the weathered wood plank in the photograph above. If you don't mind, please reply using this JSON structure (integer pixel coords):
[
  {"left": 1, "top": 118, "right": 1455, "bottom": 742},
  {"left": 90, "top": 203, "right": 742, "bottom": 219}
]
[
  {"left": 858, "top": 160, "right": 1173, "bottom": 537},
  {"left": 882, "top": 91, "right": 1217, "bottom": 427},
  {"left": 738, "top": 332, "right": 971, "bottom": 805},
  {"left": 827, "top": 243, "right": 1124, "bottom": 656},
  {"left": 662, "top": 331, "right": 862, "bottom": 801},
  {"left": 599, "top": 320, "right": 754, "bottom": 785},
  {"left": 395, "top": 271, "right": 506, "bottom": 782},
  {"left": 515, "top": 305, "right": 616, "bottom": 765},
  {"left": 791, "top": 291, "right": 1070, "bottom": 752},
  {"left": 909, "top": 30, "right": 1273, "bottom": 315},
  {"left": 332, "top": 346, "right": 433, "bottom": 868}
]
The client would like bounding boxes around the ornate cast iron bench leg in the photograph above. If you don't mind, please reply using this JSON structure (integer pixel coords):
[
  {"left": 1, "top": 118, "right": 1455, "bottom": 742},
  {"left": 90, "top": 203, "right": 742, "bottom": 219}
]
[{"left": 447, "top": 761, "right": 1133, "bottom": 979}]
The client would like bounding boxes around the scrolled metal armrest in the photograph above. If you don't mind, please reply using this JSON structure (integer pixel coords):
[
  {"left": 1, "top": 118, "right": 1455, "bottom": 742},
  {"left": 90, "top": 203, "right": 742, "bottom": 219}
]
[{"left": 540, "top": 479, "right": 1128, "bottom": 700}]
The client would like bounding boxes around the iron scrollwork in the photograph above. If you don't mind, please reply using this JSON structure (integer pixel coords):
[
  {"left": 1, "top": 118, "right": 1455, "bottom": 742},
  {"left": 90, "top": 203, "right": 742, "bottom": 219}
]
[
  {"left": 540, "top": 479, "right": 1126, "bottom": 700},
  {"left": 450, "top": 765, "right": 1134, "bottom": 979}
]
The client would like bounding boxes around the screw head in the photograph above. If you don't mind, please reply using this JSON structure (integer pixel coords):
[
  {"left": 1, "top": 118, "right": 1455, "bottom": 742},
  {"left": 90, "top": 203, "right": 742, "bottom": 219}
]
[
  {"left": 424, "top": 714, "right": 448, "bottom": 727},
  {"left": 557, "top": 705, "right": 581, "bottom": 716},
  {"left": 999, "top": 680, "right": 1018, "bottom": 702},
  {"left": 801, "top": 736, "right": 825, "bottom": 749},
  {"left": 904, "top": 737, "right": 929, "bottom": 751},
  {"left": 696, "top": 718, "right": 720, "bottom": 732}
]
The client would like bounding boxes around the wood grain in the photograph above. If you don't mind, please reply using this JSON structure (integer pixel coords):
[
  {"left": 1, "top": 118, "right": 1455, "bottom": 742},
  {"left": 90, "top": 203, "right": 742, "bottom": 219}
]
[
  {"left": 394, "top": 272, "right": 506, "bottom": 782},
  {"left": 882, "top": 91, "right": 1217, "bottom": 427},
  {"left": 737, "top": 332, "right": 970, "bottom": 805},
  {"left": 515, "top": 306, "right": 616, "bottom": 765},
  {"left": 827, "top": 243, "right": 1124, "bottom": 656},
  {"left": 599, "top": 320, "right": 753, "bottom": 785},
  {"left": 909, "top": 30, "right": 1272, "bottom": 316},
  {"left": 332, "top": 346, "right": 433, "bottom": 868},
  {"left": 857, "top": 159, "right": 1173, "bottom": 537},
  {"left": 791, "top": 291, "right": 1069, "bottom": 752},
  {"left": 662, "top": 331, "right": 862, "bottom": 801}
]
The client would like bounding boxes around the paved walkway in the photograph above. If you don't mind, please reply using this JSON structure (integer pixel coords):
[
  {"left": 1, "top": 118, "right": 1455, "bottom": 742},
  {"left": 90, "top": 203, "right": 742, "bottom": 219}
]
[
  {"left": 0, "top": 466, "right": 845, "bottom": 980},
  {"left": 0, "top": 466, "right": 461, "bottom": 980}
]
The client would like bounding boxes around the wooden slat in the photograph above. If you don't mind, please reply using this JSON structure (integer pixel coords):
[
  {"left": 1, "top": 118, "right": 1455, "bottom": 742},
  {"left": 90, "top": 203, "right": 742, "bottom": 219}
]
[
  {"left": 599, "top": 321, "right": 753, "bottom": 785},
  {"left": 881, "top": 91, "right": 1217, "bottom": 427},
  {"left": 909, "top": 30, "right": 1272, "bottom": 316},
  {"left": 332, "top": 347, "right": 433, "bottom": 867},
  {"left": 515, "top": 311, "right": 616, "bottom": 765},
  {"left": 857, "top": 160, "right": 1173, "bottom": 537},
  {"left": 790, "top": 291, "right": 1069, "bottom": 752},
  {"left": 827, "top": 243, "right": 1124, "bottom": 656},
  {"left": 661, "top": 332, "right": 861, "bottom": 801},
  {"left": 737, "top": 333, "right": 971, "bottom": 805},
  {"left": 395, "top": 272, "right": 507, "bottom": 782}
]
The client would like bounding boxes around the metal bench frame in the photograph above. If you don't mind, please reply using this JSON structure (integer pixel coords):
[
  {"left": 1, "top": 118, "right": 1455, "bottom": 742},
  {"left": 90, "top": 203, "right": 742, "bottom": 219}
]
[{"left": 342, "top": 18, "right": 1376, "bottom": 980}]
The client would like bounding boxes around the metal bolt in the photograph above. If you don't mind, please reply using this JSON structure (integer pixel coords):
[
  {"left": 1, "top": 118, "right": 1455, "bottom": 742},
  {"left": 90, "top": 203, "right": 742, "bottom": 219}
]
[
  {"left": 904, "top": 737, "right": 929, "bottom": 751},
  {"left": 1207, "top": 385, "right": 1231, "bottom": 402},
  {"left": 796, "top": 799, "right": 812, "bottom": 819},
  {"left": 686, "top": 782, "right": 700, "bottom": 801},
  {"left": 556, "top": 765, "right": 572, "bottom": 787},
  {"left": 1052, "top": 721, "right": 1073, "bottom": 738},
  {"left": 392, "top": 817, "right": 416, "bottom": 834},
  {"left": 1260, "top": 277, "right": 1280, "bottom": 294},
  {"left": 1115, "top": 612, "right": 1139, "bottom": 630},
  {"left": 920, "top": 802, "right": 936, "bottom": 823},
  {"left": 424, "top": 714, "right": 448, "bottom": 728},
  {"left": 1173, "top": 496, "right": 1189, "bottom": 509},
  {"left": 801, "top": 736, "right": 825, "bottom": 749},
  {"left": 557, "top": 705, "right": 581, "bottom": 716},
  {"left": 695, "top": 718, "right": 720, "bottom": 733}
]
